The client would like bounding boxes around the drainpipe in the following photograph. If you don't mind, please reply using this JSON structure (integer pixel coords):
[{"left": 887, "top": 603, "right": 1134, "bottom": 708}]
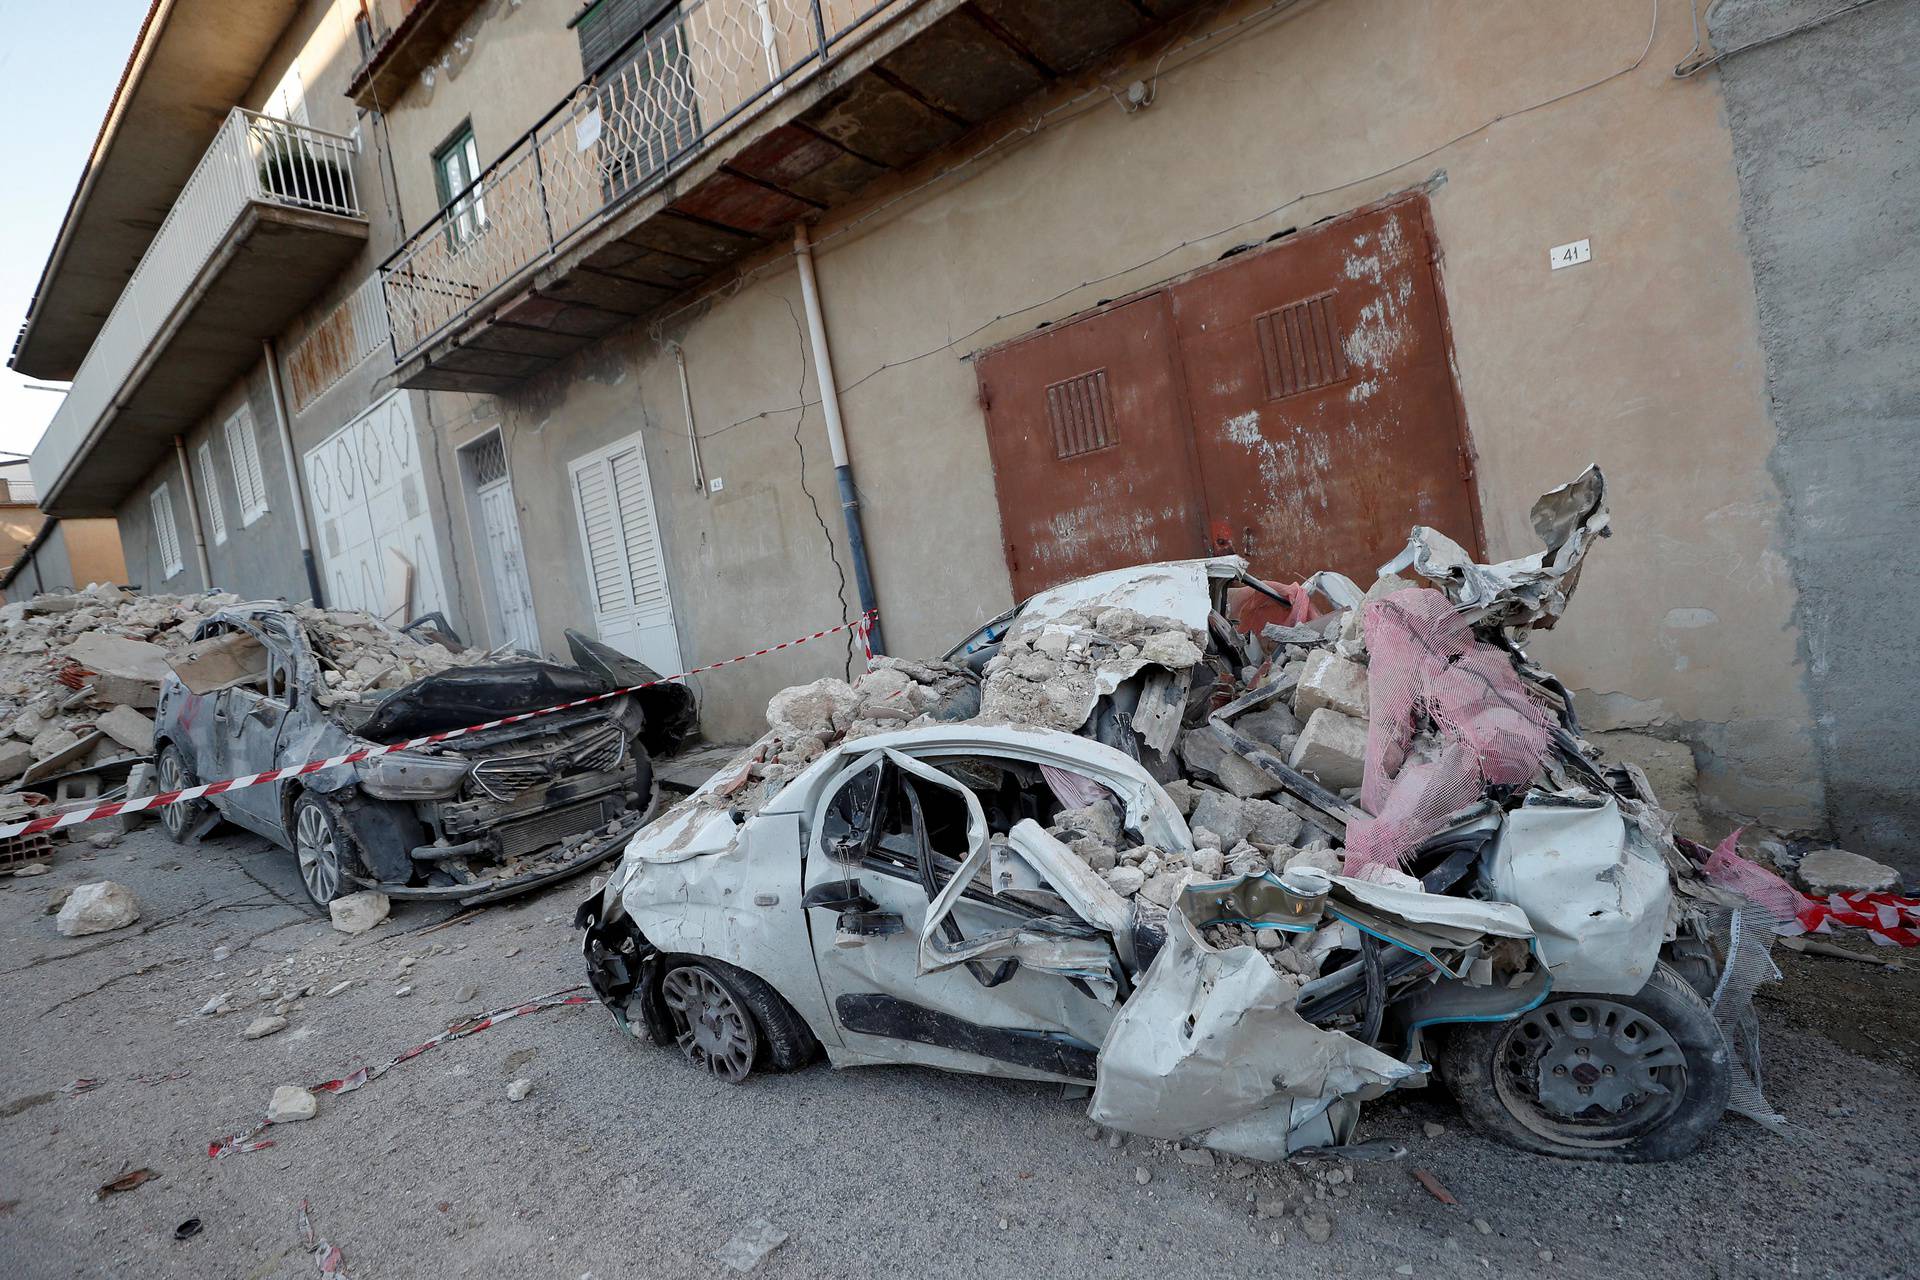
[
  {"left": 172, "top": 435, "right": 214, "bottom": 588},
  {"left": 791, "top": 223, "right": 886, "bottom": 656},
  {"left": 673, "top": 343, "right": 706, "bottom": 494},
  {"left": 262, "top": 339, "right": 325, "bottom": 606}
]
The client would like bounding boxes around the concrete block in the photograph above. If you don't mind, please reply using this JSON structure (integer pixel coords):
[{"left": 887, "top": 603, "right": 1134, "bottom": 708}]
[
  {"left": 1244, "top": 797, "right": 1305, "bottom": 847},
  {"left": 0, "top": 740, "right": 29, "bottom": 782},
  {"left": 1288, "top": 709, "right": 1369, "bottom": 790},
  {"left": 97, "top": 705, "right": 156, "bottom": 755},
  {"left": 1190, "top": 789, "right": 1253, "bottom": 847},
  {"left": 1178, "top": 725, "right": 1280, "bottom": 799},
  {"left": 1294, "top": 651, "right": 1370, "bottom": 721}
]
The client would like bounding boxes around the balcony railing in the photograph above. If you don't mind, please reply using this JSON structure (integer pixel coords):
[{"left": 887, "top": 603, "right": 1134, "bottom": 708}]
[
  {"left": 33, "top": 109, "right": 363, "bottom": 498},
  {"left": 379, "top": 0, "right": 903, "bottom": 361}
]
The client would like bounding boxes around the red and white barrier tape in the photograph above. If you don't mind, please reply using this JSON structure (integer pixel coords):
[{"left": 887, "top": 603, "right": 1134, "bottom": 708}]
[
  {"left": 2, "top": 610, "right": 878, "bottom": 844},
  {"left": 211, "top": 987, "right": 591, "bottom": 1158}
]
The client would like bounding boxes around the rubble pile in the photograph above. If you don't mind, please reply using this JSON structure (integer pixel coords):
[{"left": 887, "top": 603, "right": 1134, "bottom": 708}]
[{"left": 0, "top": 583, "right": 475, "bottom": 811}]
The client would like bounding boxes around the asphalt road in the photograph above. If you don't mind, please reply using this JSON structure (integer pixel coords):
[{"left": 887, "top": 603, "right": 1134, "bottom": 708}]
[{"left": 1, "top": 819, "right": 1915, "bottom": 1279}]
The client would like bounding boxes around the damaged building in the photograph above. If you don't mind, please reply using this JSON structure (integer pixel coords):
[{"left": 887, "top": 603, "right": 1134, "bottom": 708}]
[{"left": 11, "top": 0, "right": 1917, "bottom": 873}]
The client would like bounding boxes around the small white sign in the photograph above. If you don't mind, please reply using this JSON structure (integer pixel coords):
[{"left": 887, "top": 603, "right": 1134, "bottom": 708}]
[
  {"left": 1550, "top": 238, "right": 1592, "bottom": 270},
  {"left": 708, "top": 476, "right": 725, "bottom": 493},
  {"left": 574, "top": 107, "right": 603, "bottom": 153}
]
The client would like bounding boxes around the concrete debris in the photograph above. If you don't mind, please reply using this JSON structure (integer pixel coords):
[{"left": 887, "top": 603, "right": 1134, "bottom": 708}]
[
  {"left": 267, "top": 1085, "right": 318, "bottom": 1123},
  {"left": 1795, "top": 848, "right": 1901, "bottom": 896},
  {"left": 507, "top": 1078, "right": 533, "bottom": 1101},
  {"left": 714, "top": 1220, "right": 789, "bottom": 1273},
  {"left": 328, "top": 891, "right": 390, "bottom": 936},
  {"left": 1295, "top": 651, "right": 1369, "bottom": 720},
  {"left": 1288, "top": 709, "right": 1368, "bottom": 790},
  {"left": 1190, "top": 789, "right": 1253, "bottom": 848},
  {"left": 244, "top": 1015, "right": 289, "bottom": 1040},
  {"left": 1180, "top": 724, "right": 1281, "bottom": 798},
  {"left": 54, "top": 881, "right": 140, "bottom": 936},
  {"left": 15, "top": 861, "right": 50, "bottom": 878},
  {"left": 96, "top": 704, "right": 156, "bottom": 754}
]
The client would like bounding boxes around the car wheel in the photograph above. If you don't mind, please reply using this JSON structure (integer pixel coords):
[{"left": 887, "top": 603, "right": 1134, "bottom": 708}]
[
  {"left": 1436, "top": 962, "right": 1731, "bottom": 1163},
  {"left": 292, "top": 793, "right": 354, "bottom": 908},
  {"left": 656, "top": 958, "right": 816, "bottom": 1083},
  {"left": 156, "top": 743, "right": 207, "bottom": 845}
]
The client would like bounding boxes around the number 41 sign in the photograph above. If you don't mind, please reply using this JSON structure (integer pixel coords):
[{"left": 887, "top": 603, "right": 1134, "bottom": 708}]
[{"left": 1550, "top": 238, "right": 1593, "bottom": 270}]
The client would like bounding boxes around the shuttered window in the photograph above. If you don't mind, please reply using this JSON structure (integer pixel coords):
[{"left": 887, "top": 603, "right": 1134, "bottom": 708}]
[
  {"left": 567, "top": 436, "right": 682, "bottom": 674},
  {"left": 225, "top": 407, "right": 270, "bottom": 525},
  {"left": 195, "top": 442, "right": 228, "bottom": 544},
  {"left": 574, "top": 0, "right": 678, "bottom": 74},
  {"left": 151, "top": 484, "right": 184, "bottom": 579}
]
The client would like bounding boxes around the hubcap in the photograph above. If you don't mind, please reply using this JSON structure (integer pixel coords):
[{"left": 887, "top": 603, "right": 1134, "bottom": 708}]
[
  {"left": 660, "top": 967, "right": 757, "bottom": 1083},
  {"left": 1495, "top": 997, "right": 1688, "bottom": 1147},
  {"left": 159, "top": 752, "right": 191, "bottom": 837},
  {"left": 295, "top": 803, "right": 341, "bottom": 904}
]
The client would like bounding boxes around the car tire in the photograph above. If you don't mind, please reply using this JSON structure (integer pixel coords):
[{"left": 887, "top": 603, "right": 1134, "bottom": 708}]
[
  {"left": 656, "top": 957, "right": 817, "bottom": 1083},
  {"left": 290, "top": 792, "right": 357, "bottom": 909},
  {"left": 1435, "top": 962, "right": 1731, "bottom": 1163},
  {"left": 156, "top": 742, "right": 207, "bottom": 845}
]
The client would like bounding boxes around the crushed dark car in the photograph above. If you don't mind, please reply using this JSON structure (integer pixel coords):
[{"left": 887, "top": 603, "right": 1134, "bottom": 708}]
[{"left": 153, "top": 604, "right": 696, "bottom": 907}]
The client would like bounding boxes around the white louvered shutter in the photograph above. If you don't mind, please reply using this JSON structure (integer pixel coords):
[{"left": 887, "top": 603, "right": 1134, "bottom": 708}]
[
  {"left": 226, "top": 408, "right": 270, "bottom": 524},
  {"left": 151, "top": 484, "right": 184, "bottom": 579},
  {"left": 568, "top": 437, "right": 682, "bottom": 675},
  {"left": 196, "top": 442, "right": 228, "bottom": 544}
]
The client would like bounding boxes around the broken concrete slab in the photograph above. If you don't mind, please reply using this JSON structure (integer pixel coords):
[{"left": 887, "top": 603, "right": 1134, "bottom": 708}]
[
  {"left": 55, "top": 882, "right": 140, "bottom": 936},
  {"left": 1795, "top": 848, "right": 1901, "bottom": 896},
  {"left": 96, "top": 704, "right": 156, "bottom": 755},
  {"left": 1288, "top": 709, "right": 1368, "bottom": 791},
  {"left": 64, "top": 633, "right": 171, "bottom": 709},
  {"left": 0, "top": 740, "right": 29, "bottom": 782},
  {"left": 1295, "top": 651, "right": 1370, "bottom": 721},
  {"left": 244, "top": 1015, "right": 289, "bottom": 1041}
]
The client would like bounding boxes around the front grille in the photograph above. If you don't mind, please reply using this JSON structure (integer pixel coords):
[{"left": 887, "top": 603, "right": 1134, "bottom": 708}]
[
  {"left": 498, "top": 797, "right": 620, "bottom": 860},
  {"left": 469, "top": 723, "right": 626, "bottom": 801}
]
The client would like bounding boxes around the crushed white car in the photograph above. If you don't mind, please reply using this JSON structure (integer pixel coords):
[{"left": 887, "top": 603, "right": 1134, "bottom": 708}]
[{"left": 579, "top": 468, "right": 1775, "bottom": 1162}]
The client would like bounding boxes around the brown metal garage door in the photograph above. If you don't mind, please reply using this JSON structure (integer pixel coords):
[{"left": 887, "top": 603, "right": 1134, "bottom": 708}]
[{"left": 975, "top": 194, "right": 1482, "bottom": 599}]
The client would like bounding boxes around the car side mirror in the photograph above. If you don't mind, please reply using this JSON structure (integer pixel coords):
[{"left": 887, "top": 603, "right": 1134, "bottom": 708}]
[{"left": 802, "top": 879, "right": 878, "bottom": 913}]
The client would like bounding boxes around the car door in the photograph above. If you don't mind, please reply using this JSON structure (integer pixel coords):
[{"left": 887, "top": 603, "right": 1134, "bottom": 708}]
[
  {"left": 208, "top": 627, "right": 296, "bottom": 843},
  {"left": 800, "top": 748, "right": 1122, "bottom": 1082}
]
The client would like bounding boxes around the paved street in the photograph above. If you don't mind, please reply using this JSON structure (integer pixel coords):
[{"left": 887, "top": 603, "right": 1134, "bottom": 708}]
[{"left": 2, "top": 820, "right": 1915, "bottom": 1280}]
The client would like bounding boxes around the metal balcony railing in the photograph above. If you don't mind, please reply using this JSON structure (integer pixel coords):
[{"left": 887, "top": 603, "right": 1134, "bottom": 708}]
[
  {"left": 379, "top": 0, "right": 905, "bottom": 361},
  {"left": 32, "top": 109, "right": 363, "bottom": 497}
]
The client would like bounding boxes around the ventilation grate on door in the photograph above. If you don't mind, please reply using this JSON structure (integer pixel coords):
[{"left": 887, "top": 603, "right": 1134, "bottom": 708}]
[
  {"left": 465, "top": 433, "right": 508, "bottom": 486},
  {"left": 1044, "top": 368, "right": 1118, "bottom": 459},
  {"left": 1255, "top": 291, "right": 1350, "bottom": 399}
]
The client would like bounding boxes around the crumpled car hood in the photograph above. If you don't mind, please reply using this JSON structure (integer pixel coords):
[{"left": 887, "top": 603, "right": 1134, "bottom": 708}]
[{"left": 357, "top": 661, "right": 612, "bottom": 740}]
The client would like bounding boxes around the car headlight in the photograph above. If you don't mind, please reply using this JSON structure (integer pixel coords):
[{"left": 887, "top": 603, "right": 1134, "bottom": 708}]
[{"left": 358, "top": 751, "right": 471, "bottom": 800}]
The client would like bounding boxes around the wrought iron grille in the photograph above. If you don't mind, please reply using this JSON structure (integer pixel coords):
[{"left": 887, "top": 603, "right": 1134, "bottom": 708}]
[{"left": 379, "top": 0, "right": 906, "bottom": 362}]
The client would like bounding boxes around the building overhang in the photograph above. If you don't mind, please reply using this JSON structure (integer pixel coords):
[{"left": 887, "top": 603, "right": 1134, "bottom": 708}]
[
  {"left": 346, "top": 0, "right": 490, "bottom": 112},
  {"left": 9, "top": 0, "right": 302, "bottom": 380},
  {"left": 36, "top": 205, "right": 368, "bottom": 518}
]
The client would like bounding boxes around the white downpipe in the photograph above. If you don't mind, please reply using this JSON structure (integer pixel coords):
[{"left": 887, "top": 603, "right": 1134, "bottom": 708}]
[
  {"left": 262, "top": 339, "right": 325, "bottom": 605},
  {"left": 673, "top": 343, "right": 705, "bottom": 494},
  {"left": 792, "top": 224, "right": 850, "bottom": 469}
]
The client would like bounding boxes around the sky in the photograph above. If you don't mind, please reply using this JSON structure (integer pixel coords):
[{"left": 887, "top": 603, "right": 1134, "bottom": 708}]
[{"left": 0, "top": 0, "right": 154, "bottom": 461}]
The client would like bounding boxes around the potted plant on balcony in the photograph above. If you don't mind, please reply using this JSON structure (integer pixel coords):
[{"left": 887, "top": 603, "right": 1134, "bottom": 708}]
[{"left": 258, "top": 139, "right": 353, "bottom": 212}]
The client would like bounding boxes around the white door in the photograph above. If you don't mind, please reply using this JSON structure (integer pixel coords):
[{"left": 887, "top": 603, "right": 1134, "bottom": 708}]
[
  {"left": 303, "top": 392, "right": 448, "bottom": 624},
  {"left": 568, "top": 435, "right": 683, "bottom": 675},
  {"left": 477, "top": 476, "right": 539, "bottom": 652}
]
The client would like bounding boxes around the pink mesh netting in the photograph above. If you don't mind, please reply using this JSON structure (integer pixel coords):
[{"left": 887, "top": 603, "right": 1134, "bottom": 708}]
[
  {"left": 1701, "top": 828, "right": 1814, "bottom": 933},
  {"left": 1343, "top": 589, "right": 1554, "bottom": 878}
]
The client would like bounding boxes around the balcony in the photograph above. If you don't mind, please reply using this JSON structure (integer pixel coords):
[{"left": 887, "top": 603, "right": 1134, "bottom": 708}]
[
  {"left": 380, "top": 0, "right": 1204, "bottom": 394},
  {"left": 32, "top": 110, "right": 369, "bottom": 516}
]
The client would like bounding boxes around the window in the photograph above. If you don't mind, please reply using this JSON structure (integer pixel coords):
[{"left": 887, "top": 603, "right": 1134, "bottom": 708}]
[
  {"left": 434, "top": 125, "right": 486, "bottom": 245},
  {"left": 151, "top": 484, "right": 185, "bottom": 580},
  {"left": 268, "top": 63, "right": 309, "bottom": 126},
  {"left": 196, "top": 442, "right": 228, "bottom": 544},
  {"left": 225, "top": 407, "right": 270, "bottom": 526}
]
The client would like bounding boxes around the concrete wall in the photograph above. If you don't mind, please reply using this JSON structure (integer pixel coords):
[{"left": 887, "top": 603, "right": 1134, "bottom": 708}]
[
  {"left": 445, "top": 0, "right": 1823, "bottom": 836},
  {"left": 1710, "top": 0, "right": 1920, "bottom": 865}
]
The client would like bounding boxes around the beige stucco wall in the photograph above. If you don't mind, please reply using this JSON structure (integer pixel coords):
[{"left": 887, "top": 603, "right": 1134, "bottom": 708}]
[{"left": 450, "top": 0, "right": 1819, "bottom": 831}]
